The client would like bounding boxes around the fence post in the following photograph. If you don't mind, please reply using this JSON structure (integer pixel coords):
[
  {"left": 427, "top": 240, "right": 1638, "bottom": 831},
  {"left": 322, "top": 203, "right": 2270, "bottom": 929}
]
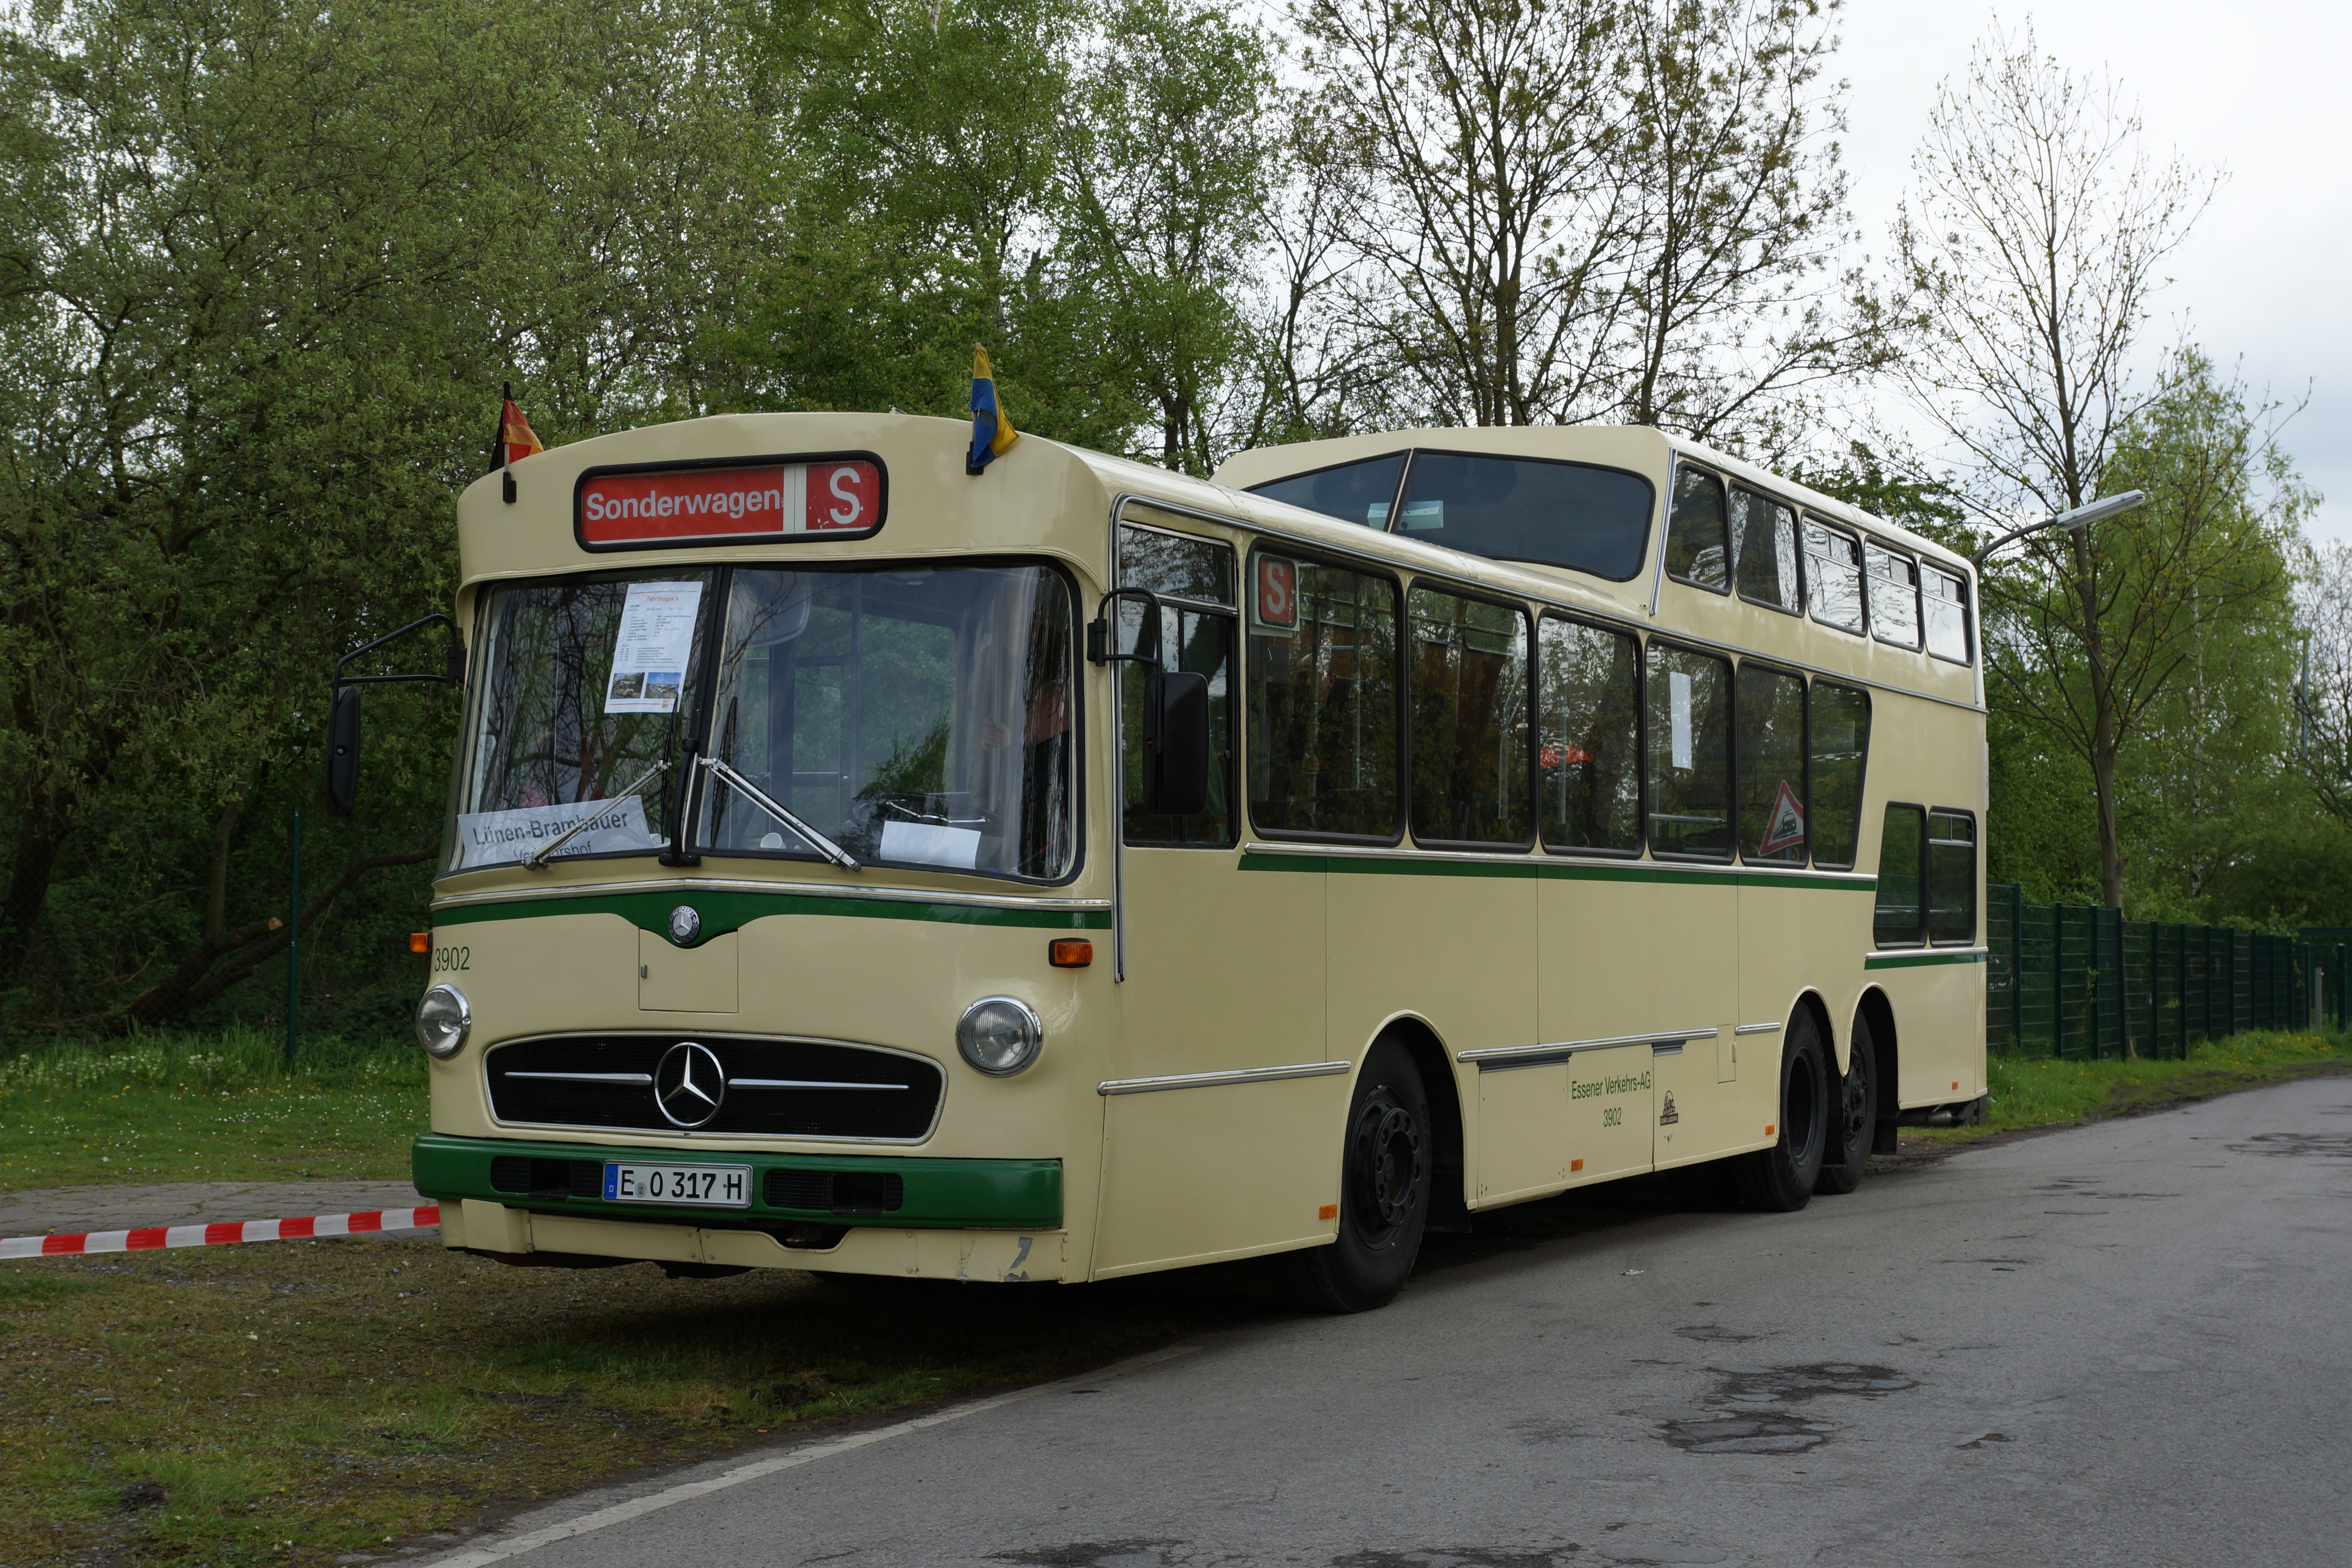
[
  {"left": 2011, "top": 883, "right": 2025, "bottom": 1052},
  {"left": 284, "top": 804, "right": 302, "bottom": 1066}
]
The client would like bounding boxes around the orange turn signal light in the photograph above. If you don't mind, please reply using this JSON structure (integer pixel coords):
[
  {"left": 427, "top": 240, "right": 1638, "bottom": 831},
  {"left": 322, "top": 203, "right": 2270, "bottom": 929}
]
[
  {"left": 1765, "top": 1123, "right": 1776, "bottom": 1136},
  {"left": 1318, "top": 1203, "right": 1338, "bottom": 1220},
  {"left": 408, "top": 932, "right": 430, "bottom": 955},
  {"left": 1049, "top": 938, "right": 1093, "bottom": 968},
  {"left": 1570, "top": 1158, "right": 1584, "bottom": 1172}
]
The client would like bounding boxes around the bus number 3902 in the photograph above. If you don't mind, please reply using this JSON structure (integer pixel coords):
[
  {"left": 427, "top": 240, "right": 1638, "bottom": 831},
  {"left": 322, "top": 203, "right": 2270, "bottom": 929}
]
[{"left": 433, "top": 946, "right": 470, "bottom": 972}]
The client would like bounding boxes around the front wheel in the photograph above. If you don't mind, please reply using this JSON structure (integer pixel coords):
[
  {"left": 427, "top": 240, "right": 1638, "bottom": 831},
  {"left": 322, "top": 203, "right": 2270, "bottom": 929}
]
[
  {"left": 1732, "top": 1009, "right": 1829, "bottom": 1212},
  {"left": 1816, "top": 1011, "right": 1878, "bottom": 1196},
  {"left": 1284, "top": 1038, "right": 1432, "bottom": 1313}
]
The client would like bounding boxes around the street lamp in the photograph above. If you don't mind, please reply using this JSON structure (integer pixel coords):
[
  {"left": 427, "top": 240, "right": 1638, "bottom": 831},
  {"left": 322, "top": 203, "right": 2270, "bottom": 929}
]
[{"left": 1971, "top": 490, "right": 2148, "bottom": 568}]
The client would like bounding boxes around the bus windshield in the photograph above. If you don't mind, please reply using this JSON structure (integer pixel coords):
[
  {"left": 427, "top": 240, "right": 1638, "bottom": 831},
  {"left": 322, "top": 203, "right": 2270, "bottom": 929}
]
[{"left": 445, "top": 563, "right": 1075, "bottom": 881}]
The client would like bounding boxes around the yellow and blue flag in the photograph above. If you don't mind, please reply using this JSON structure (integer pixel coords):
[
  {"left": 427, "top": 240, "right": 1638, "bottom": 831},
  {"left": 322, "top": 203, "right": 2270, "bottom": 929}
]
[{"left": 967, "top": 347, "right": 1020, "bottom": 475}]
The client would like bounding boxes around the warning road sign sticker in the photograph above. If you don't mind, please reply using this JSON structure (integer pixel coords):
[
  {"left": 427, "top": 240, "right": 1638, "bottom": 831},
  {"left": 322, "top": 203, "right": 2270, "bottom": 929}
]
[{"left": 1757, "top": 780, "right": 1806, "bottom": 856}]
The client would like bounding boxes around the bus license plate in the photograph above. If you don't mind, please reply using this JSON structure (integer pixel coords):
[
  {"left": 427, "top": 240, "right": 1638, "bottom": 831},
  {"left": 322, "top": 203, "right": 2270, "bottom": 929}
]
[{"left": 602, "top": 1162, "right": 751, "bottom": 1208}]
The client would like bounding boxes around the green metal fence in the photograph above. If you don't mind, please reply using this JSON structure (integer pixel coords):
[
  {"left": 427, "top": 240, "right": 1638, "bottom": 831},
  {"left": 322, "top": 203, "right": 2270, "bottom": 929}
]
[{"left": 1985, "top": 884, "right": 2350, "bottom": 1058}]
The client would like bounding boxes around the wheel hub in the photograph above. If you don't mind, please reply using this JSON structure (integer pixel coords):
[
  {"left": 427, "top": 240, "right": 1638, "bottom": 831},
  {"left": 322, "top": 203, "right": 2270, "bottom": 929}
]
[{"left": 1350, "top": 1093, "right": 1423, "bottom": 1240}]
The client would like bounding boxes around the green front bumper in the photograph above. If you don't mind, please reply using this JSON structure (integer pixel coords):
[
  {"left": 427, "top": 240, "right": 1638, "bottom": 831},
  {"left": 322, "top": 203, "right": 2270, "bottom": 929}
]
[{"left": 412, "top": 1134, "right": 1062, "bottom": 1230}]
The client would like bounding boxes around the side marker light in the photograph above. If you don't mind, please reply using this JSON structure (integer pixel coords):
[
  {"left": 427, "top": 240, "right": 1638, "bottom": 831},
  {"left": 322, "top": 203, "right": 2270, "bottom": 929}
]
[
  {"left": 1952, "top": 1080, "right": 1960, "bottom": 1091},
  {"left": 1765, "top": 1123, "right": 1776, "bottom": 1136},
  {"left": 408, "top": 933, "right": 430, "bottom": 955},
  {"left": 1318, "top": 1203, "right": 1338, "bottom": 1220},
  {"left": 1570, "top": 1158, "right": 1584, "bottom": 1172},
  {"left": 1049, "top": 938, "right": 1093, "bottom": 968}
]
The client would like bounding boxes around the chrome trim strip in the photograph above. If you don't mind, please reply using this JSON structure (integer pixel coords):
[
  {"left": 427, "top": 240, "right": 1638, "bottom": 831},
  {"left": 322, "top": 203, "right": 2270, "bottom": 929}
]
[
  {"left": 728, "top": 1078, "right": 906, "bottom": 1092},
  {"left": 1863, "top": 946, "right": 1989, "bottom": 961},
  {"left": 1096, "top": 1059, "right": 1350, "bottom": 1096},
  {"left": 1458, "top": 1027, "right": 1719, "bottom": 1064},
  {"left": 433, "top": 877, "right": 1109, "bottom": 915},
  {"left": 1733, "top": 1022, "right": 1782, "bottom": 1036},
  {"left": 1240, "top": 840, "right": 1877, "bottom": 883},
  {"left": 503, "top": 1071, "right": 653, "bottom": 1084}
]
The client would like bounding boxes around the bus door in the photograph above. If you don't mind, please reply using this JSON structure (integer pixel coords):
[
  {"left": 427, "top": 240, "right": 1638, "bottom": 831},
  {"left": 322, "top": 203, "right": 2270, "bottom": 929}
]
[{"left": 1093, "top": 525, "right": 1336, "bottom": 1275}]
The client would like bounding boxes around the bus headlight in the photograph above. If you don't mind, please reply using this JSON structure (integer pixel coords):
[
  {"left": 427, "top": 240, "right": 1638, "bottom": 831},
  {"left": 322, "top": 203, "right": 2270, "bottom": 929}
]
[
  {"left": 416, "top": 984, "right": 472, "bottom": 1059},
  {"left": 956, "top": 996, "right": 1042, "bottom": 1076}
]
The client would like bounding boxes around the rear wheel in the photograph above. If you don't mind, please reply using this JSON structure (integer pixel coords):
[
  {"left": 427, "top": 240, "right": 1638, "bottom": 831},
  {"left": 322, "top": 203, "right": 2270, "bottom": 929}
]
[
  {"left": 1284, "top": 1038, "right": 1432, "bottom": 1313},
  {"left": 1815, "top": 1011, "right": 1877, "bottom": 1196},
  {"left": 1733, "top": 1009, "right": 1829, "bottom": 1212}
]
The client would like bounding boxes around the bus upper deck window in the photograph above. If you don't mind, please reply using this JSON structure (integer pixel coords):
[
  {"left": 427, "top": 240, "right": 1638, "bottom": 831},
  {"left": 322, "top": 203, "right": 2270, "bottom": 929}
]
[
  {"left": 1664, "top": 467, "right": 1729, "bottom": 592},
  {"left": 1924, "top": 567, "right": 1971, "bottom": 663},
  {"left": 1391, "top": 452, "right": 1653, "bottom": 582},
  {"left": 1864, "top": 543, "right": 1920, "bottom": 649},
  {"left": 1247, "top": 454, "right": 1406, "bottom": 529},
  {"left": 1802, "top": 517, "right": 1864, "bottom": 633},
  {"left": 1731, "top": 489, "right": 1801, "bottom": 613}
]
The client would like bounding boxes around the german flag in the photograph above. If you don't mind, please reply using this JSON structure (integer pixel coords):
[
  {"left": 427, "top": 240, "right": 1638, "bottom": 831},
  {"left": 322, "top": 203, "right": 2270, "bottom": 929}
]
[{"left": 494, "top": 385, "right": 543, "bottom": 471}]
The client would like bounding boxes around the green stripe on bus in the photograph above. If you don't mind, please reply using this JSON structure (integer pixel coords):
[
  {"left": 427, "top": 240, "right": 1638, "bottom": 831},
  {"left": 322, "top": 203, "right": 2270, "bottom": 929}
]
[
  {"left": 430, "top": 889, "right": 1110, "bottom": 940},
  {"left": 1239, "top": 851, "right": 1873, "bottom": 891},
  {"left": 1863, "top": 949, "right": 1989, "bottom": 969},
  {"left": 412, "top": 1134, "right": 1063, "bottom": 1230}
]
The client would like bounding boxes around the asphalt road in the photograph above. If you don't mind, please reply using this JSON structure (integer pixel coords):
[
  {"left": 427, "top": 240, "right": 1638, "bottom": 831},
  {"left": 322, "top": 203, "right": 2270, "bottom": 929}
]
[{"left": 428, "top": 1074, "right": 2352, "bottom": 1568}]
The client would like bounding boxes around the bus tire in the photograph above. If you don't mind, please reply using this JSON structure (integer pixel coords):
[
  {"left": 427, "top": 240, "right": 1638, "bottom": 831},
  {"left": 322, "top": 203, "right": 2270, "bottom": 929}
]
[
  {"left": 1284, "top": 1038, "right": 1432, "bottom": 1314},
  {"left": 1816, "top": 1011, "right": 1877, "bottom": 1196},
  {"left": 1733, "top": 1009, "right": 1829, "bottom": 1212}
]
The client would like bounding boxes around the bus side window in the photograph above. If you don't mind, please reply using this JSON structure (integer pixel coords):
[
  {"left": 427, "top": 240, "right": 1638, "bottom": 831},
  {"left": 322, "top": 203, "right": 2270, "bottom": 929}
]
[
  {"left": 1873, "top": 804, "right": 1926, "bottom": 946},
  {"left": 1406, "top": 587, "right": 1530, "bottom": 847},
  {"left": 1247, "top": 556, "right": 1400, "bottom": 839},
  {"left": 1735, "top": 663, "right": 1806, "bottom": 863},
  {"left": 1807, "top": 682, "right": 1871, "bottom": 869},
  {"left": 1924, "top": 566, "right": 1971, "bottom": 664},
  {"left": 1664, "top": 467, "right": 1728, "bottom": 593},
  {"left": 1802, "top": 517, "right": 1865, "bottom": 633},
  {"left": 1118, "top": 522, "right": 1237, "bottom": 847},
  {"left": 1731, "top": 489, "right": 1801, "bottom": 613},
  {"left": 1865, "top": 543, "right": 1920, "bottom": 648},
  {"left": 1644, "top": 643, "right": 1732, "bottom": 859},
  {"left": 1537, "top": 617, "right": 1641, "bottom": 855},
  {"left": 1928, "top": 809, "right": 1977, "bottom": 944}
]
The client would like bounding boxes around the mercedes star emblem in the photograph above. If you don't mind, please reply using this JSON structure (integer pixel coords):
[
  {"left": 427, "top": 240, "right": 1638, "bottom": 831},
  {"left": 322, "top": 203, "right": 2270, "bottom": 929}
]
[
  {"left": 654, "top": 1041, "right": 726, "bottom": 1127},
  {"left": 668, "top": 905, "right": 702, "bottom": 946}
]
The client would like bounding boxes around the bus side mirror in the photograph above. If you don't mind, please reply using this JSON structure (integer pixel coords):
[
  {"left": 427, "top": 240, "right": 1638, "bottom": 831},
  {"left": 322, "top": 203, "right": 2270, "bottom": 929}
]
[
  {"left": 325, "top": 686, "right": 362, "bottom": 818},
  {"left": 1143, "top": 669, "right": 1209, "bottom": 816}
]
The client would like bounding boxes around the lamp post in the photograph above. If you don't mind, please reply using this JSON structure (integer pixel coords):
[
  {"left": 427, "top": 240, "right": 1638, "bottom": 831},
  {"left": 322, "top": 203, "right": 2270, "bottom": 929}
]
[{"left": 1971, "top": 490, "right": 2148, "bottom": 568}]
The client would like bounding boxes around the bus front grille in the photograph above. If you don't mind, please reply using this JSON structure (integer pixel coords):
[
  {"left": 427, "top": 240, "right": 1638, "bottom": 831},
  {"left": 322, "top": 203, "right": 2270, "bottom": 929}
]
[{"left": 484, "top": 1034, "right": 943, "bottom": 1142}]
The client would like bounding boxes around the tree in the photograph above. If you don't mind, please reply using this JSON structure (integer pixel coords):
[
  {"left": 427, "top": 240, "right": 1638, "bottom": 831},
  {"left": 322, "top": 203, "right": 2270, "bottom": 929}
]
[
  {"left": 1893, "top": 23, "right": 2221, "bottom": 907},
  {"left": 1285, "top": 0, "right": 1865, "bottom": 442},
  {"left": 0, "top": 0, "right": 779, "bottom": 1029},
  {"left": 2299, "top": 541, "right": 2352, "bottom": 827},
  {"left": 1976, "top": 352, "right": 2306, "bottom": 911},
  {"left": 1058, "top": 0, "right": 1280, "bottom": 475}
]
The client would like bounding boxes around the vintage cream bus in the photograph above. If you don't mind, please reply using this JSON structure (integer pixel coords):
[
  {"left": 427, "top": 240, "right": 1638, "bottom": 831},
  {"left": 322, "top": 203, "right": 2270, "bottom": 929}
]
[{"left": 390, "top": 412, "right": 1986, "bottom": 1311}]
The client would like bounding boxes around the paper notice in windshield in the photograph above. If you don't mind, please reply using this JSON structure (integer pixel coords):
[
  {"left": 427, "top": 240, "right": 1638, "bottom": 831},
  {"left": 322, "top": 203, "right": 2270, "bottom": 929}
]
[
  {"left": 454, "top": 796, "right": 662, "bottom": 870},
  {"left": 605, "top": 582, "right": 702, "bottom": 713}
]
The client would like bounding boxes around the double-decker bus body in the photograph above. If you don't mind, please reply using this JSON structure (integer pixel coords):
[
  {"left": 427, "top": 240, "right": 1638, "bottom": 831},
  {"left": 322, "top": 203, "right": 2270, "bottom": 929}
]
[{"left": 415, "top": 412, "right": 1985, "bottom": 1296}]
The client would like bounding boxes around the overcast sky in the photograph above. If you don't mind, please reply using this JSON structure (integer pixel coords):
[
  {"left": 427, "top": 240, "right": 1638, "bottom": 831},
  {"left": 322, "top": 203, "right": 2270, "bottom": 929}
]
[{"left": 1837, "top": 0, "right": 2351, "bottom": 544}]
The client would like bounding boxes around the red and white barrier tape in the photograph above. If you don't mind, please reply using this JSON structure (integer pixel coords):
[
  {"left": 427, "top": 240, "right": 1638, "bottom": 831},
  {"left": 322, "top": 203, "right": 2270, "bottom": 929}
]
[{"left": 1, "top": 1205, "right": 440, "bottom": 1260}]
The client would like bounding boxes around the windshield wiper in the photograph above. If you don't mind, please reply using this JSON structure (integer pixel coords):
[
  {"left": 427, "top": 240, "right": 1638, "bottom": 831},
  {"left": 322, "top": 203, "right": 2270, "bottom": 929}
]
[
  {"left": 697, "top": 755, "right": 861, "bottom": 871},
  {"left": 525, "top": 757, "right": 670, "bottom": 869}
]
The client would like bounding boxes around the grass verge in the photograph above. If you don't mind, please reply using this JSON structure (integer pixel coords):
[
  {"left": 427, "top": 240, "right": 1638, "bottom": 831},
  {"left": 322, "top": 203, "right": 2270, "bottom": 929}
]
[
  {"left": 1914, "top": 1028, "right": 2350, "bottom": 1149},
  {"left": 0, "top": 1029, "right": 423, "bottom": 1191},
  {"left": 0, "top": 1237, "right": 1279, "bottom": 1568}
]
